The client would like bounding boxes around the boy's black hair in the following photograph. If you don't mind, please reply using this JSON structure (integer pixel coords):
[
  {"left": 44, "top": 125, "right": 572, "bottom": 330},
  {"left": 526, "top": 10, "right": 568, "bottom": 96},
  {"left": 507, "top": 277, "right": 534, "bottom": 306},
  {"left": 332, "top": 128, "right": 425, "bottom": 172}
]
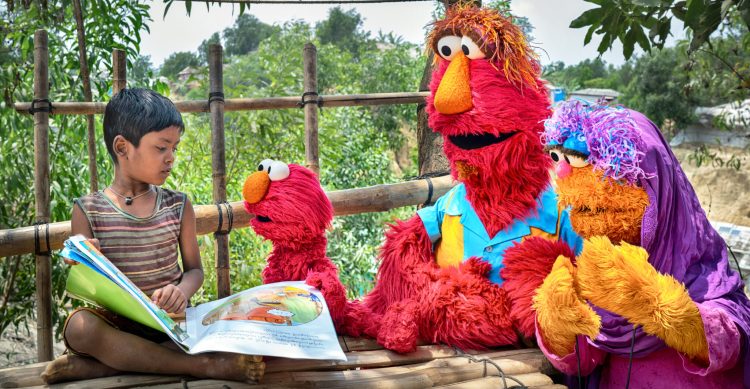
[{"left": 103, "top": 88, "right": 184, "bottom": 163}]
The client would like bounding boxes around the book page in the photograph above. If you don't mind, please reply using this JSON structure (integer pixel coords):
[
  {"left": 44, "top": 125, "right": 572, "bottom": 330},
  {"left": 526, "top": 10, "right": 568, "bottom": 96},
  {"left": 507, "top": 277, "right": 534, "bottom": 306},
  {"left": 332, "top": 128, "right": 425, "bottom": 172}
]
[{"left": 185, "top": 281, "right": 346, "bottom": 360}]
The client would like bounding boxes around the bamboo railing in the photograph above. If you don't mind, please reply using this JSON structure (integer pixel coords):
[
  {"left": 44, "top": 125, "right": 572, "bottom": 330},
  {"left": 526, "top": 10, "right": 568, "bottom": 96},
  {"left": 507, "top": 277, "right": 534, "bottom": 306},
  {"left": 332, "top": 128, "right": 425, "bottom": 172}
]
[{"left": 4, "top": 29, "right": 444, "bottom": 361}]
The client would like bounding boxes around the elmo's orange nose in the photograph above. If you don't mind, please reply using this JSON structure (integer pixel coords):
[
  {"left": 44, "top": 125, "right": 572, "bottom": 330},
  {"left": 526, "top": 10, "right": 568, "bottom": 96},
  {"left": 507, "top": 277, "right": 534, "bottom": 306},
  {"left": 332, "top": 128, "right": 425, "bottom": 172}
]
[
  {"left": 434, "top": 52, "right": 473, "bottom": 115},
  {"left": 243, "top": 171, "right": 271, "bottom": 204}
]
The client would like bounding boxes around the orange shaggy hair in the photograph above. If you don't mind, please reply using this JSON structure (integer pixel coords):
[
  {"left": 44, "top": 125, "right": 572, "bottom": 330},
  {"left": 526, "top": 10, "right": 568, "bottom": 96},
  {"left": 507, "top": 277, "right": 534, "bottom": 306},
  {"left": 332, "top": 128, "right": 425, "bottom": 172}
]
[{"left": 428, "top": 2, "right": 540, "bottom": 88}]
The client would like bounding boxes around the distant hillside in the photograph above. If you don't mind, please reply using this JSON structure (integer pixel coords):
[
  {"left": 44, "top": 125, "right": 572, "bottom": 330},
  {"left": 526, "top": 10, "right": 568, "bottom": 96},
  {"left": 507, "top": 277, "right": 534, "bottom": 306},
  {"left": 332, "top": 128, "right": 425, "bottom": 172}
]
[{"left": 673, "top": 146, "right": 750, "bottom": 226}]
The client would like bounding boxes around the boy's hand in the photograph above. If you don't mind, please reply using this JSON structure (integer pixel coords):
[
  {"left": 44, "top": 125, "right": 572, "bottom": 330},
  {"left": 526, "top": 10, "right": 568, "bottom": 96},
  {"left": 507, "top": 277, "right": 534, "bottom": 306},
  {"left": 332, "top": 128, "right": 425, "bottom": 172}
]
[
  {"left": 63, "top": 238, "right": 101, "bottom": 265},
  {"left": 152, "top": 284, "right": 187, "bottom": 314}
]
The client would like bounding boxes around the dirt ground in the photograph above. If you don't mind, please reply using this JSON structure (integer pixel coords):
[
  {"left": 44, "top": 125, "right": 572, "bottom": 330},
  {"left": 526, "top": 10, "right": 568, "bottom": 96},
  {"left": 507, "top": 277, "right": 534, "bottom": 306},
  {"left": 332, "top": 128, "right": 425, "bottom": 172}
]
[
  {"left": 0, "top": 322, "right": 64, "bottom": 368},
  {"left": 672, "top": 146, "right": 750, "bottom": 226}
]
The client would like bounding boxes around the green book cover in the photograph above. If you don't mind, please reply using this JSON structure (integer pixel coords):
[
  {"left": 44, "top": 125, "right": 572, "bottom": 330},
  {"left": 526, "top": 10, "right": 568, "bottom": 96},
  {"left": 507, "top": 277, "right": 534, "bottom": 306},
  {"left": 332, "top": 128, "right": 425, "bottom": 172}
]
[{"left": 66, "top": 265, "right": 166, "bottom": 332}]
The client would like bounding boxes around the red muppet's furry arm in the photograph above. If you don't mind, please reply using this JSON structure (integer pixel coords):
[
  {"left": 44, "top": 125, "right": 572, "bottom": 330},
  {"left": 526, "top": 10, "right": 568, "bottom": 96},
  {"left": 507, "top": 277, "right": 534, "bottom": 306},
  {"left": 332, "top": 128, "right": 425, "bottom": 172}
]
[
  {"left": 501, "top": 237, "right": 576, "bottom": 339},
  {"left": 364, "top": 215, "right": 438, "bottom": 315}
]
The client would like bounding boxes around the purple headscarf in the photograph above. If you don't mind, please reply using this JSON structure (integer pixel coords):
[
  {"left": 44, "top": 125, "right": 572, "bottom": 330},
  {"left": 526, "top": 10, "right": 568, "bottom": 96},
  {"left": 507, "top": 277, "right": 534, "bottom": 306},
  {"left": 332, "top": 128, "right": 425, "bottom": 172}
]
[{"left": 586, "top": 109, "right": 750, "bottom": 386}]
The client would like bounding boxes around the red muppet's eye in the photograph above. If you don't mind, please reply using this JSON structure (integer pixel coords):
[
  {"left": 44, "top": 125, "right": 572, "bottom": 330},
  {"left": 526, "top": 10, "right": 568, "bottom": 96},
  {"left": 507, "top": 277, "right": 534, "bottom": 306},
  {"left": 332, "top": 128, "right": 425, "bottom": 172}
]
[
  {"left": 460, "top": 36, "right": 485, "bottom": 60},
  {"left": 436, "top": 35, "right": 461, "bottom": 61}
]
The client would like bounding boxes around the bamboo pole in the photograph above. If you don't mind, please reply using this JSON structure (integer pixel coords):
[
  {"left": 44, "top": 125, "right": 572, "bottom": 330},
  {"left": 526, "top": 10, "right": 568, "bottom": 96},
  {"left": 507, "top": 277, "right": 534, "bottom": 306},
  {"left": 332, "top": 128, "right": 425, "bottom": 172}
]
[
  {"left": 208, "top": 44, "right": 230, "bottom": 298},
  {"left": 72, "top": 0, "right": 98, "bottom": 193},
  {"left": 112, "top": 49, "right": 126, "bottom": 94},
  {"left": 0, "top": 176, "right": 455, "bottom": 258},
  {"left": 14, "top": 92, "right": 428, "bottom": 115},
  {"left": 303, "top": 43, "right": 319, "bottom": 175},
  {"left": 32, "top": 29, "right": 53, "bottom": 362}
]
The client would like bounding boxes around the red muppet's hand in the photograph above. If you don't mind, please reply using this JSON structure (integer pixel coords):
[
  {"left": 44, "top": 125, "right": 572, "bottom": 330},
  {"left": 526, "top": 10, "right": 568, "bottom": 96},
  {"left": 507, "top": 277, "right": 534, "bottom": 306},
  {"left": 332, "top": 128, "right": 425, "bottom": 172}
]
[
  {"left": 501, "top": 237, "right": 577, "bottom": 340},
  {"left": 306, "top": 270, "right": 348, "bottom": 332}
]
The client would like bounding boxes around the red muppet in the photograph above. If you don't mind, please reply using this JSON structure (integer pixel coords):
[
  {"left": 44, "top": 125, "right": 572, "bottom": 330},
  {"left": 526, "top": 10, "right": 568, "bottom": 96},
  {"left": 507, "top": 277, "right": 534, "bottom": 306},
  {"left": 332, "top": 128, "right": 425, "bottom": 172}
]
[
  {"left": 242, "top": 159, "right": 352, "bottom": 333},
  {"left": 359, "top": 5, "right": 582, "bottom": 353}
]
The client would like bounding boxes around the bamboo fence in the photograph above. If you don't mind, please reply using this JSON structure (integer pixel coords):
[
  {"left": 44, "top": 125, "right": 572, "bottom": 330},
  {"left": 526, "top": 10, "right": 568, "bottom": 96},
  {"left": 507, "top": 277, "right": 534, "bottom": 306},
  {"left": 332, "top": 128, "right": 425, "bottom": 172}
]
[{"left": 2, "top": 29, "right": 447, "bottom": 362}]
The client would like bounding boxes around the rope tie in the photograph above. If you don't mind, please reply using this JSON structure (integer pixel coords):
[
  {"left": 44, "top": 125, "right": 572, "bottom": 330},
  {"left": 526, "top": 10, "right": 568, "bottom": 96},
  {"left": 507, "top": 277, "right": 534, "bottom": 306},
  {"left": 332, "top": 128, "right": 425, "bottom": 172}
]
[
  {"left": 452, "top": 347, "right": 528, "bottom": 389},
  {"left": 28, "top": 99, "right": 53, "bottom": 115},
  {"left": 214, "top": 201, "right": 234, "bottom": 236},
  {"left": 423, "top": 176, "right": 434, "bottom": 206},
  {"left": 299, "top": 91, "right": 320, "bottom": 108},
  {"left": 208, "top": 91, "right": 225, "bottom": 107},
  {"left": 33, "top": 221, "right": 51, "bottom": 256},
  {"left": 407, "top": 171, "right": 450, "bottom": 207}
]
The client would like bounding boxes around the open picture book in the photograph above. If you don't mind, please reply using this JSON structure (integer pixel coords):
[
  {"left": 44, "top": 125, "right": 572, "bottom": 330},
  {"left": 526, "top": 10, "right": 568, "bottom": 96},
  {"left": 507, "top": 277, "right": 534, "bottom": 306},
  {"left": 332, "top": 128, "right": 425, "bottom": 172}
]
[{"left": 61, "top": 234, "right": 346, "bottom": 361}]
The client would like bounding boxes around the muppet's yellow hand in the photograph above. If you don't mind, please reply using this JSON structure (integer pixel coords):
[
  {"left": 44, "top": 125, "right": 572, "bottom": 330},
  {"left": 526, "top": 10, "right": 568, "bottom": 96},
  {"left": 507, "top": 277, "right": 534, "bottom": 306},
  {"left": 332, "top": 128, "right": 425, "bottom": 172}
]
[
  {"left": 576, "top": 236, "right": 709, "bottom": 363},
  {"left": 533, "top": 255, "right": 600, "bottom": 356}
]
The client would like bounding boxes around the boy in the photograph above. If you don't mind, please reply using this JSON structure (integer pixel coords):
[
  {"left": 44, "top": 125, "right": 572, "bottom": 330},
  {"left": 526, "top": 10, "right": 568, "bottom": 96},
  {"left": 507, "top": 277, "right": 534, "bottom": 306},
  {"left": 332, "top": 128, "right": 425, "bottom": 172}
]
[{"left": 42, "top": 88, "right": 263, "bottom": 384}]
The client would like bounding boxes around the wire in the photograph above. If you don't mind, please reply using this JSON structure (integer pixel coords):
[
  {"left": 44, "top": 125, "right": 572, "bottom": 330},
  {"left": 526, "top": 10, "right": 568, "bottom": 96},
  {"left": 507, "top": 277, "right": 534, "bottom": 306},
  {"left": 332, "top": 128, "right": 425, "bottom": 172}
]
[
  {"left": 728, "top": 245, "right": 745, "bottom": 280},
  {"left": 575, "top": 336, "right": 584, "bottom": 389},
  {"left": 452, "top": 347, "right": 528, "bottom": 389},
  {"left": 625, "top": 325, "right": 637, "bottom": 389}
]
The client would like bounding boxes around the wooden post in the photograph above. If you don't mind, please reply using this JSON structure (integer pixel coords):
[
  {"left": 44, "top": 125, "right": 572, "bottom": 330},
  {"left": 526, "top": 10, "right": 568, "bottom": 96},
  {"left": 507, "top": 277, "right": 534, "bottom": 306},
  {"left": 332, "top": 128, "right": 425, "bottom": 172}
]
[
  {"left": 32, "top": 29, "right": 53, "bottom": 362},
  {"left": 416, "top": 52, "right": 449, "bottom": 178},
  {"left": 302, "top": 43, "right": 319, "bottom": 175},
  {"left": 73, "top": 0, "right": 98, "bottom": 193},
  {"left": 208, "top": 44, "right": 230, "bottom": 298},
  {"left": 112, "top": 49, "right": 126, "bottom": 94}
]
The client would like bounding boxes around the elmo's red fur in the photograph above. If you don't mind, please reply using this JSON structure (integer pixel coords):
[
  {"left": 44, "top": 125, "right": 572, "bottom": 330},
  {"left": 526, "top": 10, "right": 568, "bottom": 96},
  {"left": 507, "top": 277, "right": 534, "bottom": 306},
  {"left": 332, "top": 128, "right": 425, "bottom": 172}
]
[{"left": 243, "top": 164, "right": 358, "bottom": 335}]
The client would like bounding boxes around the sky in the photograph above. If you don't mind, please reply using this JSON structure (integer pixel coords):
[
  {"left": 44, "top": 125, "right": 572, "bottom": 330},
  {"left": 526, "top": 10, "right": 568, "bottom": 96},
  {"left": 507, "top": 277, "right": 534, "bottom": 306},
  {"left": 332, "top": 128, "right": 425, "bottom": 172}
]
[{"left": 141, "top": 0, "right": 686, "bottom": 68}]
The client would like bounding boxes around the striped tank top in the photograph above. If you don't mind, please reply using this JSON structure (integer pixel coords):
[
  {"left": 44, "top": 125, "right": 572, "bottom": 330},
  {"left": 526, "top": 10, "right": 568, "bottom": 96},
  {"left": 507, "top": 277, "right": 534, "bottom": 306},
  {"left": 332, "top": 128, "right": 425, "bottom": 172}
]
[{"left": 75, "top": 187, "right": 186, "bottom": 296}]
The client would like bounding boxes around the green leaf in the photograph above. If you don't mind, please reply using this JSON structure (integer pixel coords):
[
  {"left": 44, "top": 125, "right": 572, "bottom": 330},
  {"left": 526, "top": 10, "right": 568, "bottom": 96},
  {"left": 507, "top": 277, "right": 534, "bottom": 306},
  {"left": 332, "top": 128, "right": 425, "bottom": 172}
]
[
  {"left": 570, "top": 8, "right": 604, "bottom": 29},
  {"left": 185, "top": 0, "right": 192, "bottom": 16},
  {"left": 632, "top": 24, "right": 651, "bottom": 52},
  {"left": 684, "top": 0, "right": 707, "bottom": 28},
  {"left": 163, "top": 0, "right": 173, "bottom": 18},
  {"left": 624, "top": 29, "right": 637, "bottom": 59}
]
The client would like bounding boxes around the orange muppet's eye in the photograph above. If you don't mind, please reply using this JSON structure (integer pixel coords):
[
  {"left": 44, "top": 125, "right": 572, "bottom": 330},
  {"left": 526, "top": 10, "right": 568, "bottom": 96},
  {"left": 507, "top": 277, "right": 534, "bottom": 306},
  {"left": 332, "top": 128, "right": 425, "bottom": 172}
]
[
  {"left": 565, "top": 154, "right": 590, "bottom": 168},
  {"left": 437, "top": 35, "right": 462, "bottom": 60},
  {"left": 548, "top": 149, "right": 562, "bottom": 163}
]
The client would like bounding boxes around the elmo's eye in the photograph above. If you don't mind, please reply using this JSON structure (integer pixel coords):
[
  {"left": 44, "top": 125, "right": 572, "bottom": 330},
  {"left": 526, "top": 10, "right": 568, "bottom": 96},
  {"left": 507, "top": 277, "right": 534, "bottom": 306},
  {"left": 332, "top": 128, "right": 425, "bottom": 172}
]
[
  {"left": 257, "top": 158, "right": 273, "bottom": 172},
  {"left": 436, "top": 35, "right": 461, "bottom": 61},
  {"left": 268, "top": 161, "right": 290, "bottom": 181},
  {"left": 460, "top": 36, "right": 485, "bottom": 60}
]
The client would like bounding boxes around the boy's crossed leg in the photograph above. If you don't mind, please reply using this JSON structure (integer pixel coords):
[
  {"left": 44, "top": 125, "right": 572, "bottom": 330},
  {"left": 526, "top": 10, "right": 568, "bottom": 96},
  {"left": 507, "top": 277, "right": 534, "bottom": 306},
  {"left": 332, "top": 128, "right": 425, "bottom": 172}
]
[{"left": 42, "top": 309, "right": 264, "bottom": 384}]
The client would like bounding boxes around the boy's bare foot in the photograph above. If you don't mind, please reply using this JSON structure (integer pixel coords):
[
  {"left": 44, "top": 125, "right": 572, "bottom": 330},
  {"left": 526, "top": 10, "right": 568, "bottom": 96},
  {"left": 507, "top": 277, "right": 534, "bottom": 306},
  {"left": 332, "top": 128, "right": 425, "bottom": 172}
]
[
  {"left": 41, "top": 354, "right": 120, "bottom": 384},
  {"left": 203, "top": 353, "right": 265, "bottom": 383}
]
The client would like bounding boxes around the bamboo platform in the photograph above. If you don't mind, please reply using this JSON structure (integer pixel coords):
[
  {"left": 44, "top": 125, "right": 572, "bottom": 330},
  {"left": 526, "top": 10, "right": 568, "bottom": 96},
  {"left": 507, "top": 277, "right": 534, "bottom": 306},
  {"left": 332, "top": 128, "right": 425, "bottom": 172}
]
[{"left": 0, "top": 337, "right": 563, "bottom": 388}]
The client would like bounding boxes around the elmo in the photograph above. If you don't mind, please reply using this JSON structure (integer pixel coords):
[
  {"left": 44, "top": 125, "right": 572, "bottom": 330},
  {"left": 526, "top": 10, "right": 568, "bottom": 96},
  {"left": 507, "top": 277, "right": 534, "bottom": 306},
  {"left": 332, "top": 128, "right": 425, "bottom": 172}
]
[
  {"left": 242, "top": 160, "right": 352, "bottom": 333},
  {"left": 532, "top": 100, "right": 750, "bottom": 388},
  {"left": 355, "top": 5, "right": 582, "bottom": 353}
]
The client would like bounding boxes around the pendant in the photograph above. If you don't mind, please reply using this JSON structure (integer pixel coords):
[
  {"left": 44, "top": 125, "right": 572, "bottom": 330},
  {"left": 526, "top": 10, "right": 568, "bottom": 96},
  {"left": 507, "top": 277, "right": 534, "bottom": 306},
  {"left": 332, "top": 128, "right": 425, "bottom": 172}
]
[{"left": 125, "top": 197, "right": 133, "bottom": 205}]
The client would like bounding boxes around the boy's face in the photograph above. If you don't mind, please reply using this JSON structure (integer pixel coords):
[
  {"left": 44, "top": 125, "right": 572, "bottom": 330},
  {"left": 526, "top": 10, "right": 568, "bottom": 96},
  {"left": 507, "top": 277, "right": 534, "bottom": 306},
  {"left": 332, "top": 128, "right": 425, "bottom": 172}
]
[{"left": 122, "top": 126, "right": 181, "bottom": 185}]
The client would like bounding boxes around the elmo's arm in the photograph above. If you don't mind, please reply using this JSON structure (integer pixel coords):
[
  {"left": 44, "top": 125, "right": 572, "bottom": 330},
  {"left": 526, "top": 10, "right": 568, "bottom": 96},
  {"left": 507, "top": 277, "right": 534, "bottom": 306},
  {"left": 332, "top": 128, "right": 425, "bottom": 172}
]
[{"left": 364, "top": 215, "right": 436, "bottom": 314}]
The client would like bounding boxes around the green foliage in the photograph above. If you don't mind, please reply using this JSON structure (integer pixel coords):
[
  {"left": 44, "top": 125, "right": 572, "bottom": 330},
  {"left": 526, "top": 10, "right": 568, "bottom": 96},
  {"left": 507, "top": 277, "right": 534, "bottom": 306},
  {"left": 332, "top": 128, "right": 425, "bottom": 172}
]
[
  {"left": 197, "top": 32, "right": 220, "bottom": 65},
  {"left": 570, "top": 0, "right": 750, "bottom": 63},
  {"left": 223, "top": 14, "right": 277, "bottom": 57},
  {"left": 687, "top": 145, "right": 743, "bottom": 170},
  {"left": 315, "top": 7, "right": 374, "bottom": 58},
  {"left": 0, "top": 0, "right": 158, "bottom": 339},
  {"left": 174, "top": 19, "right": 424, "bottom": 300},
  {"left": 621, "top": 47, "right": 697, "bottom": 131},
  {"left": 159, "top": 51, "right": 200, "bottom": 79}
]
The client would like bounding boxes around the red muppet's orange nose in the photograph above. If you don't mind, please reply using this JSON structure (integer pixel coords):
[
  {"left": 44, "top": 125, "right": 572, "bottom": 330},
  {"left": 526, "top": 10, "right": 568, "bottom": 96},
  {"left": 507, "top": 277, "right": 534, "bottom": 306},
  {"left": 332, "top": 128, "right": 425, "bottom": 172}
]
[
  {"left": 243, "top": 171, "right": 271, "bottom": 204},
  {"left": 434, "top": 52, "right": 474, "bottom": 115}
]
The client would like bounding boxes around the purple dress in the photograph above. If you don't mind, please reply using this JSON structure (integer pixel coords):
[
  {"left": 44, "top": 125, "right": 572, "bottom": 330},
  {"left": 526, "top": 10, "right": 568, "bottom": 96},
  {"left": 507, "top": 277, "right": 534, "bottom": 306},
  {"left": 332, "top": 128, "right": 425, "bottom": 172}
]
[{"left": 538, "top": 109, "right": 750, "bottom": 388}]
